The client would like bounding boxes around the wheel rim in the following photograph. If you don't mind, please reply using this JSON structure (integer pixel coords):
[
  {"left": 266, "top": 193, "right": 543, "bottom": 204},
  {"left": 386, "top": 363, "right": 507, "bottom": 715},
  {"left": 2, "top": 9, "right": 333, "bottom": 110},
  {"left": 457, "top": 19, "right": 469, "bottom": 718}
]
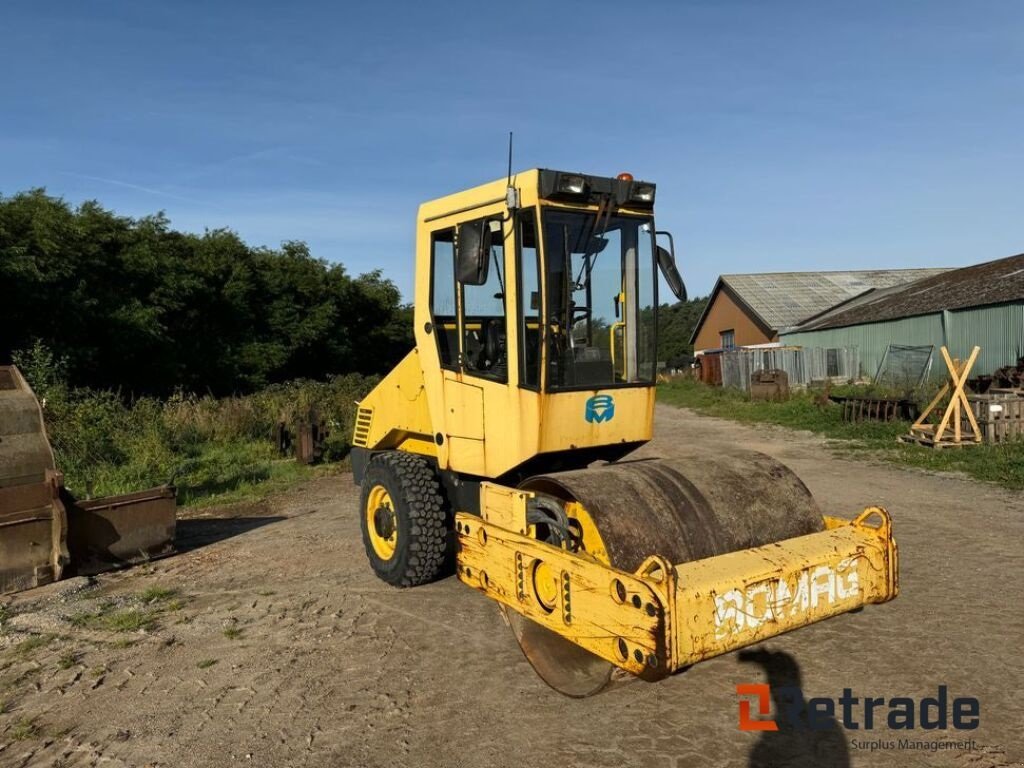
[{"left": 366, "top": 484, "right": 398, "bottom": 559}]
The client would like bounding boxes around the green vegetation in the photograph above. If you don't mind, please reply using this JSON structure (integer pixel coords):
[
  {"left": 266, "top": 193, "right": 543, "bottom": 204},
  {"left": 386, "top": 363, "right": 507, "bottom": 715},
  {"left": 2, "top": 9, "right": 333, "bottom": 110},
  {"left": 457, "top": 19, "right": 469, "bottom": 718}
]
[
  {"left": 0, "top": 190, "right": 411, "bottom": 395},
  {"left": 57, "top": 651, "right": 76, "bottom": 671},
  {"left": 57, "top": 652, "right": 77, "bottom": 670},
  {"left": 0, "top": 190, "right": 407, "bottom": 505},
  {"left": 138, "top": 586, "right": 178, "bottom": 603},
  {"left": 13, "top": 635, "right": 54, "bottom": 658},
  {"left": 659, "top": 378, "right": 1024, "bottom": 489},
  {"left": 69, "top": 606, "right": 157, "bottom": 633},
  {"left": 197, "top": 658, "right": 219, "bottom": 669},
  {"left": 656, "top": 297, "right": 709, "bottom": 365},
  {"left": 15, "top": 347, "right": 376, "bottom": 501},
  {"left": 222, "top": 626, "right": 242, "bottom": 640},
  {"left": 8, "top": 718, "right": 39, "bottom": 741}
]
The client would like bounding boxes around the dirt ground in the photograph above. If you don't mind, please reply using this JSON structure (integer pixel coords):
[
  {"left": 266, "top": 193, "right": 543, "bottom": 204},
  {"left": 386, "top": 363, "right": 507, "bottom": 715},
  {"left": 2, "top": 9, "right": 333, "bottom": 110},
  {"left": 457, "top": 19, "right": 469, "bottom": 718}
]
[{"left": 1, "top": 405, "right": 1022, "bottom": 768}]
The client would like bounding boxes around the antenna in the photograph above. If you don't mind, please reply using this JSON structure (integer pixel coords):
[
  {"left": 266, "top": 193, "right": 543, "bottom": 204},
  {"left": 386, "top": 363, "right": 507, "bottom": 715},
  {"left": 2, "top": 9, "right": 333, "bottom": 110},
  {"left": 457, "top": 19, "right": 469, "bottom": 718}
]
[
  {"left": 504, "top": 131, "right": 519, "bottom": 211},
  {"left": 506, "top": 131, "right": 513, "bottom": 186}
]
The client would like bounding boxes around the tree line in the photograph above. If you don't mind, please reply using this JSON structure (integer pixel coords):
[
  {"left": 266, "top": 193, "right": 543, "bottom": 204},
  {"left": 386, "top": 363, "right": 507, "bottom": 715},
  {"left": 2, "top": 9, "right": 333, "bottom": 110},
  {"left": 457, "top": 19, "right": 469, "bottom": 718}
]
[
  {"left": 1, "top": 189, "right": 706, "bottom": 395},
  {"left": 656, "top": 297, "right": 708, "bottom": 367},
  {"left": 0, "top": 190, "right": 412, "bottom": 395}
]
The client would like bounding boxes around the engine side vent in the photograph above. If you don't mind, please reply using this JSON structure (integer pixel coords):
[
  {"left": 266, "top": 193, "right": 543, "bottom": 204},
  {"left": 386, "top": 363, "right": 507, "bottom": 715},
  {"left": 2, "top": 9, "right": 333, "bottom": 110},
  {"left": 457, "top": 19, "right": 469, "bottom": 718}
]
[{"left": 353, "top": 406, "right": 373, "bottom": 447}]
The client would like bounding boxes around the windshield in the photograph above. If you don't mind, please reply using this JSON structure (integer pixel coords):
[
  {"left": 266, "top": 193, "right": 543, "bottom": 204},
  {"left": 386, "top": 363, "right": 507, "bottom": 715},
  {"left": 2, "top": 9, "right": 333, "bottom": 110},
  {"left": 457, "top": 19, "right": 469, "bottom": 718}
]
[{"left": 542, "top": 209, "right": 657, "bottom": 390}]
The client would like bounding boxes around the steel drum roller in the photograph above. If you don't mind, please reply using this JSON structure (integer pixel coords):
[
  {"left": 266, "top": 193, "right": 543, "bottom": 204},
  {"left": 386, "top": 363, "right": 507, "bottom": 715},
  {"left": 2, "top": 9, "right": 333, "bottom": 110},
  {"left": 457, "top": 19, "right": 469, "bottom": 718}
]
[{"left": 507, "top": 449, "right": 824, "bottom": 696}]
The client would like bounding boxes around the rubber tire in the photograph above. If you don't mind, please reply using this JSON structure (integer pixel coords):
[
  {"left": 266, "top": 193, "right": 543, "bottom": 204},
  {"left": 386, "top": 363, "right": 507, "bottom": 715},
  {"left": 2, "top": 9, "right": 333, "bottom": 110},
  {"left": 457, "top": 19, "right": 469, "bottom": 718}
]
[{"left": 359, "top": 452, "right": 448, "bottom": 587}]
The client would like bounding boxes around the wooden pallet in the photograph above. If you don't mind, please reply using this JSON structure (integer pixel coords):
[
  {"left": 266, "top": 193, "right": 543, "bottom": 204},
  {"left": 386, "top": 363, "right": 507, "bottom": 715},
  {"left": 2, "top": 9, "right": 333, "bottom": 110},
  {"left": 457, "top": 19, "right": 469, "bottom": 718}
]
[{"left": 899, "top": 426, "right": 979, "bottom": 449}]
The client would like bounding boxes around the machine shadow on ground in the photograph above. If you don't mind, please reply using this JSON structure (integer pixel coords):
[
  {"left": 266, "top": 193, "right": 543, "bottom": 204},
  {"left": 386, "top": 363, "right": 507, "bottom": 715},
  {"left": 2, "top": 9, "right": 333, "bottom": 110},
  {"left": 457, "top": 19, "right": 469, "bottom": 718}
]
[
  {"left": 739, "top": 648, "right": 850, "bottom": 768},
  {"left": 175, "top": 515, "right": 286, "bottom": 552}
]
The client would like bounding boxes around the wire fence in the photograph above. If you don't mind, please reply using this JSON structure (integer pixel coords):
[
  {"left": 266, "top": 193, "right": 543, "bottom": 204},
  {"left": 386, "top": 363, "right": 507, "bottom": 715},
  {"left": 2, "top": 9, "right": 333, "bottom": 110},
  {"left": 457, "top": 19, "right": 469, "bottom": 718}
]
[{"left": 721, "top": 346, "right": 861, "bottom": 391}]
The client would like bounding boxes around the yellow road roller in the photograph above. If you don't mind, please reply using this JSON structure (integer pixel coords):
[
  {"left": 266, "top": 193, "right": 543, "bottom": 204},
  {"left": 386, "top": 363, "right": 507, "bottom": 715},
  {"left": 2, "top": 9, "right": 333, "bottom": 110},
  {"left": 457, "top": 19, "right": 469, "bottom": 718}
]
[{"left": 350, "top": 169, "right": 898, "bottom": 696}]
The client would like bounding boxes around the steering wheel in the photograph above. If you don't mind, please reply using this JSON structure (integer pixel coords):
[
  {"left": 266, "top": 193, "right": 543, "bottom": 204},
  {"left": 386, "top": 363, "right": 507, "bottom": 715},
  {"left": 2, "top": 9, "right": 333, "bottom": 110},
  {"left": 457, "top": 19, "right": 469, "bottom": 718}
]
[{"left": 478, "top": 318, "right": 503, "bottom": 370}]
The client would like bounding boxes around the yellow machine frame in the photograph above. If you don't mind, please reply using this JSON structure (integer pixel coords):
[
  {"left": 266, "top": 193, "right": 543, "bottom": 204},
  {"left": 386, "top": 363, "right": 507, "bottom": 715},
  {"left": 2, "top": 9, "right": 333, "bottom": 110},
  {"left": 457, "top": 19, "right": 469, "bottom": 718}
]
[
  {"left": 352, "top": 169, "right": 656, "bottom": 479},
  {"left": 353, "top": 168, "right": 898, "bottom": 686},
  {"left": 456, "top": 483, "right": 898, "bottom": 679}
]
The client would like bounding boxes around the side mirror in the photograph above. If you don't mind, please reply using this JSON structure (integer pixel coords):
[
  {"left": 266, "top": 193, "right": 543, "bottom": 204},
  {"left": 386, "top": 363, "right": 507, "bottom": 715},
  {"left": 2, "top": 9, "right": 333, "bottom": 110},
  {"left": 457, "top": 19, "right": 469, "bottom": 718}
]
[
  {"left": 655, "top": 230, "right": 686, "bottom": 301},
  {"left": 457, "top": 220, "right": 494, "bottom": 285}
]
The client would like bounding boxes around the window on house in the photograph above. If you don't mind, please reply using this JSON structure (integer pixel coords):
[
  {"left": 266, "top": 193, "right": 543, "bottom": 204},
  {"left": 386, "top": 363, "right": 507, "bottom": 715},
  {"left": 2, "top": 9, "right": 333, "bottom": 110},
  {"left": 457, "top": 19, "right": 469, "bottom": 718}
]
[{"left": 720, "top": 329, "right": 736, "bottom": 350}]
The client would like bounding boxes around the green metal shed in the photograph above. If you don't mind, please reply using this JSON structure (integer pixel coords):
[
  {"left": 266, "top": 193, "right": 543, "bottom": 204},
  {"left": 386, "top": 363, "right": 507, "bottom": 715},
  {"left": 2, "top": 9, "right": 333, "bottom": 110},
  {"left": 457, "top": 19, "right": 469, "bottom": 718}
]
[{"left": 780, "top": 254, "right": 1024, "bottom": 379}]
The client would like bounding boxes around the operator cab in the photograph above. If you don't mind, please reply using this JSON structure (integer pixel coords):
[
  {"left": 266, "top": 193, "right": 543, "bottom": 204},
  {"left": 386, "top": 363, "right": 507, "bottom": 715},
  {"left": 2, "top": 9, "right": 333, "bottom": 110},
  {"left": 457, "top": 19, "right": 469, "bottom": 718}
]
[{"left": 437, "top": 169, "right": 686, "bottom": 392}]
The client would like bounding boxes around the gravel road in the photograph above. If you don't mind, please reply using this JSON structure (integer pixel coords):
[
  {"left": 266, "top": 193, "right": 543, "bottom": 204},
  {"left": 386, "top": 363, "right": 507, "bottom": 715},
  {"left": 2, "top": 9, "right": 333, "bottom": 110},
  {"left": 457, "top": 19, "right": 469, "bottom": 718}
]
[{"left": 1, "top": 405, "right": 1021, "bottom": 768}]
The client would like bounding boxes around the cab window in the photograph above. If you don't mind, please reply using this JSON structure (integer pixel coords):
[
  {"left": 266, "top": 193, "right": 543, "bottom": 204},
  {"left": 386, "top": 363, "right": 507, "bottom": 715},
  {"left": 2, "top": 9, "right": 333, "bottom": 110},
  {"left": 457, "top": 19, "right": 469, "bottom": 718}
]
[
  {"left": 459, "top": 216, "right": 508, "bottom": 382},
  {"left": 430, "top": 229, "right": 458, "bottom": 369},
  {"left": 518, "top": 210, "right": 541, "bottom": 388}
]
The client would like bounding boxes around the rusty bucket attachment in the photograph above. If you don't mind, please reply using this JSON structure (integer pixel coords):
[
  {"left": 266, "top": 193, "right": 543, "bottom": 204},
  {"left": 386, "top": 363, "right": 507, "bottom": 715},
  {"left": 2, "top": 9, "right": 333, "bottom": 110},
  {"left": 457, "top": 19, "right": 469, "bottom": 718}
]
[
  {"left": 0, "top": 366, "right": 70, "bottom": 594},
  {"left": 0, "top": 366, "right": 177, "bottom": 595},
  {"left": 66, "top": 486, "right": 176, "bottom": 576}
]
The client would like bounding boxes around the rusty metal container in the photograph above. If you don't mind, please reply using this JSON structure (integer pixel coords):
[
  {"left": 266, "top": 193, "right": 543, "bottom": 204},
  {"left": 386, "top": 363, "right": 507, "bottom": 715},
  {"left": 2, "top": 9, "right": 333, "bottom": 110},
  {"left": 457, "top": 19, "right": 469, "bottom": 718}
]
[
  {"left": 66, "top": 486, "right": 176, "bottom": 575},
  {"left": 1, "top": 366, "right": 178, "bottom": 594},
  {"left": 697, "top": 352, "right": 723, "bottom": 386},
  {"left": 749, "top": 369, "right": 790, "bottom": 401},
  {"left": 0, "top": 366, "right": 69, "bottom": 594}
]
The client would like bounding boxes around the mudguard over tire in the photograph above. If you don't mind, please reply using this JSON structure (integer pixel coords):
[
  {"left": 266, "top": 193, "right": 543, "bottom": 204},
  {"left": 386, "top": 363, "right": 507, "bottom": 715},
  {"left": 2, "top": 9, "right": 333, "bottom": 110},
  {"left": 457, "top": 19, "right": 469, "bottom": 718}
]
[{"left": 359, "top": 451, "right": 448, "bottom": 587}]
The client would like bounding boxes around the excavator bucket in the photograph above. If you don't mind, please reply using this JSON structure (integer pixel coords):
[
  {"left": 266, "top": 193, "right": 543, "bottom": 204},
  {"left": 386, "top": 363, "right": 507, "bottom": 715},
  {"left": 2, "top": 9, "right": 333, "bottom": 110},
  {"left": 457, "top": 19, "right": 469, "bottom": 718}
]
[
  {"left": 0, "top": 366, "right": 177, "bottom": 596},
  {"left": 66, "top": 486, "right": 176, "bottom": 575},
  {"left": 0, "top": 366, "right": 69, "bottom": 594}
]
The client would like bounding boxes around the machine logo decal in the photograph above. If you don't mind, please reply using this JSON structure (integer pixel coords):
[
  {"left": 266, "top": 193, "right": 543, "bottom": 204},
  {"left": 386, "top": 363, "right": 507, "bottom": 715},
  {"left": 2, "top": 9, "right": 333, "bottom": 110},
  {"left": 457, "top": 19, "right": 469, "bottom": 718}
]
[
  {"left": 584, "top": 394, "right": 615, "bottom": 423},
  {"left": 713, "top": 557, "right": 861, "bottom": 640}
]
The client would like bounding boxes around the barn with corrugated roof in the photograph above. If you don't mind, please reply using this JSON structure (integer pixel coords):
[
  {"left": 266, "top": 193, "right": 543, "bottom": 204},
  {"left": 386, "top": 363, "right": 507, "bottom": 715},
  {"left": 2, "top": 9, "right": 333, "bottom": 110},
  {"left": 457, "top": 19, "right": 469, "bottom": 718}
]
[
  {"left": 780, "top": 253, "right": 1024, "bottom": 377},
  {"left": 689, "top": 268, "right": 949, "bottom": 354}
]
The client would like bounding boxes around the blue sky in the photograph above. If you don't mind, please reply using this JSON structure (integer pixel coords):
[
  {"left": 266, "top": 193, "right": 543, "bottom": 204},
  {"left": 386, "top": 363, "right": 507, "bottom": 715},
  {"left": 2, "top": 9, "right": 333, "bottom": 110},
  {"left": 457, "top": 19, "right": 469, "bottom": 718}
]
[{"left": 3, "top": 0, "right": 1022, "bottom": 300}]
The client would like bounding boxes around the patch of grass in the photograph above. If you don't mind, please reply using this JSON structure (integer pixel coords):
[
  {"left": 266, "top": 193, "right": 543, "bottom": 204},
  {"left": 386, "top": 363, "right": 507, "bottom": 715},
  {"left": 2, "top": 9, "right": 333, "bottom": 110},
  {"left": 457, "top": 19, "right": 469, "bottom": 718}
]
[
  {"left": 90, "top": 665, "right": 107, "bottom": 678},
  {"left": 9, "top": 717, "right": 39, "bottom": 741},
  {"left": 46, "top": 375, "right": 376, "bottom": 507},
  {"left": 659, "top": 379, "right": 906, "bottom": 441},
  {"left": 166, "top": 598, "right": 186, "bottom": 612},
  {"left": 0, "top": 604, "right": 11, "bottom": 628},
  {"left": 222, "top": 626, "right": 242, "bottom": 640},
  {"left": 256, "top": 590, "right": 275, "bottom": 597},
  {"left": 197, "top": 658, "right": 218, "bottom": 669},
  {"left": 139, "top": 586, "right": 178, "bottom": 603},
  {"left": 13, "top": 634, "right": 54, "bottom": 658},
  {"left": 69, "top": 607, "right": 157, "bottom": 633},
  {"left": 57, "top": 652, "right": 77, "bottom": 670},
  {"left": 180, "top": 451, "right": 340, "bottom": 509},
  {"left": 658, "top": 379, "right": 1024, "bottom": 489}
]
